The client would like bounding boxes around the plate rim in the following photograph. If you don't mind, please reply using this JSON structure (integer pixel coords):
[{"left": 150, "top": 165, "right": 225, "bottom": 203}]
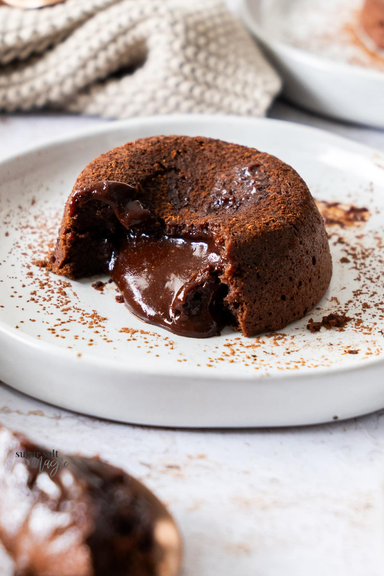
[
  {"left": 1, "top": 320, "right": 384, "bottom": 383},
  {"left": 1, "top": 113, "right": 384, "bottom": 169}
]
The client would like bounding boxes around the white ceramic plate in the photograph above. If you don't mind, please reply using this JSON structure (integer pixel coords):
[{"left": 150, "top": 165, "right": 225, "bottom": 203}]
[
  {"left": 242, "top": 0, "right": 384, "bottom": 128},
  {"left": 1, "top": 114, "right": 384, "bottom": 427}
]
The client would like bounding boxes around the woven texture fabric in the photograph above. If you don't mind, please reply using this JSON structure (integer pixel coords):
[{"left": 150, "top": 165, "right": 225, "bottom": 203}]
[{"left": 0, "top": 0, "right": 281, "bottom": 118}]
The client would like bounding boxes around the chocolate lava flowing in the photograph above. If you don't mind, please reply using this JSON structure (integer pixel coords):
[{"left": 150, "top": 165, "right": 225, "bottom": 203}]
[{"left": 66, "top": 181, "right": 227, "bottom": 338}]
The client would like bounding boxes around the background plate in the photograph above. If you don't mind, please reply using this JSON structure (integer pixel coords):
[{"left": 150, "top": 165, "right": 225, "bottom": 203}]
[
  {"left": 1, "top": 114, "right": 384, "bottom": 427},
  {"left": 242, "top": 0, "right": 384, "bottom": 128}
]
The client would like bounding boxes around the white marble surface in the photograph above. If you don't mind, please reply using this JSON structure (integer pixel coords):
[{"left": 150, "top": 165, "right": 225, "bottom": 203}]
[{"left": 1, "top": 100, "right": 384, "bottom": 576}]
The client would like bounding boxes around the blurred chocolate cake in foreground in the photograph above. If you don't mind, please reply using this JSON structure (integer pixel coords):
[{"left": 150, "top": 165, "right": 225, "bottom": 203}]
[{"left": 0, "top": 424, "right": 182, "bottom": 576}]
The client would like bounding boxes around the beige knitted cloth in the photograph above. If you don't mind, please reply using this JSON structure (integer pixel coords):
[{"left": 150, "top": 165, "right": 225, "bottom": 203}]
[{"left": 0, "top": 0, "right": 281, "bottom": 118}]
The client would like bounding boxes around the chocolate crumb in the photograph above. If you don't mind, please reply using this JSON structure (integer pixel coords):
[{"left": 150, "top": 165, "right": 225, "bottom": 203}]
[
  {"left": 115, "top": 295, "right": 124, "bottom": 303},
  {"left": 307, "top": 313, "right": 352, "bottom": 333},
  {"left": 32, "top": 259, "right": 47, "bottom": 268},
  {"left": 347, "top": 349, "right": 359, "bottom": 354},
  {"left": 92, "top": 280, "right": 105, "bottom": 292}
]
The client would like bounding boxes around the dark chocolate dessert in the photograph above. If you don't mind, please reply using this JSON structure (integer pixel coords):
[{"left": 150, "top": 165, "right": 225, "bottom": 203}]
[
  {"left": 0, "top": 425, "right": 182, "bottom": 576},
  {"left": 49, "top": 136, "right": 332, "bottom": 338},
  {"left": 361, "top": 0, "right": 384, "bottom": 48}
]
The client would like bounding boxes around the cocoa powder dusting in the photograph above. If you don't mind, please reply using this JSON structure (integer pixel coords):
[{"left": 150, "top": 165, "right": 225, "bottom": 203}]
[
  {"left": 1, "top": 180, "right": 383, "bottom": 374},
  {"left": 285, "top": 4, "right": 384, "bottom": 72},
  {"left": 343, "top": 19, "right": 384, "bottom": 70}
]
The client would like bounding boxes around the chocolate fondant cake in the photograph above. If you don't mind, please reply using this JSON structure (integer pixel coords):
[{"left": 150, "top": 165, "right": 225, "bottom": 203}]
[
  {"left": 0, "top": 425, "right": 181, "bottom": 576},
  {"left": 361, "top": 0, "right": 384, "bottom": 48},
  {"left": 49, "top": 136, "right": 332, "bottom": 338}
]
